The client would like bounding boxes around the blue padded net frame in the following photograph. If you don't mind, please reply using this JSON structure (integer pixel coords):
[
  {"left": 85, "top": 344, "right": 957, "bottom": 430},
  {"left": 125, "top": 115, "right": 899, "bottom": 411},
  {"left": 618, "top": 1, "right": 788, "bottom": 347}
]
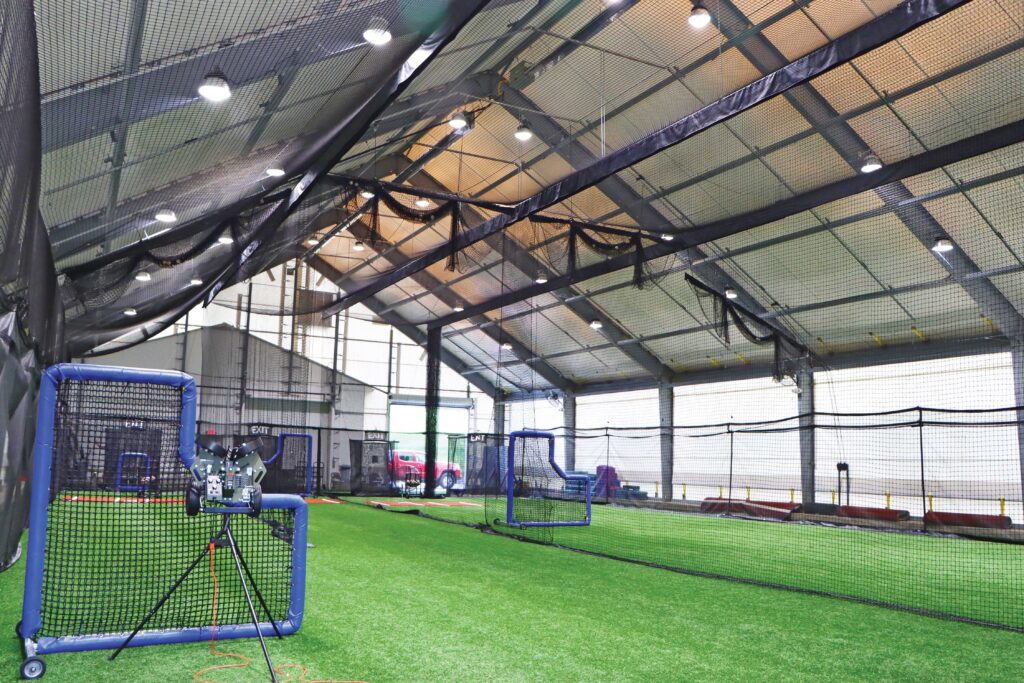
[
  {"left": 19, "top": 363, "right": 307, "bottom": 657},
  {"left": 506, "top": 430, "right": 591, "bottom": 528}
]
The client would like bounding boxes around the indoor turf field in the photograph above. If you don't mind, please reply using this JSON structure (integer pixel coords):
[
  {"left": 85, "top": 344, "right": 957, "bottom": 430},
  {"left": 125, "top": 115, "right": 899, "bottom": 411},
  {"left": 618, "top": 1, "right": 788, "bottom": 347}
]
[{"left": 5, "top": 501, "right": 1024, "bottom": 683}]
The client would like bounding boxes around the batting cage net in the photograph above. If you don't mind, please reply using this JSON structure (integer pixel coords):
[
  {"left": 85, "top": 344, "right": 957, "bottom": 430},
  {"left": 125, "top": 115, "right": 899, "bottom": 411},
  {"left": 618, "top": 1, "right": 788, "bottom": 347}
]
[
  {"left": 491, "top": 431, "right": 590, "bottom": 529},
  {"left": 20, "top": 365, "right": 306, "bottom": 656}
]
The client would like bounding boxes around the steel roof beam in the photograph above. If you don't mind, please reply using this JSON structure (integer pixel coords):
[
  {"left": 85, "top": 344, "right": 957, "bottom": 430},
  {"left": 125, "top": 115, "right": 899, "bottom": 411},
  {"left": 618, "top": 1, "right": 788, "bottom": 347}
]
[
  {"left": 427, "top": 117, "right": 1024, "bottom": 327},
  {"left": 711, "top": 0, "right": 1024, "bottom": 339},
  {"left": 305, "top": 255, "right": 496, "bottom": 396},
  {"left": 332, "top": 220, "right": 576, "bottom": 393},
  {"left": 321, "top": 0, "right": 969, "bottom": 317},
  {"left": 393, "top": 170, "right": 675, "bottom": 382}
]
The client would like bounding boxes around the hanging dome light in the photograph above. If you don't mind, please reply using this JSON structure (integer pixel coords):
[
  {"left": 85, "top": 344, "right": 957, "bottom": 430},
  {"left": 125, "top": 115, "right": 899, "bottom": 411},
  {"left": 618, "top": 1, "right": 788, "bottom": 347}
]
[
  {"left": 415, "top": 198, "right": 431, "bottom": 208},
  {"left": 265, "top": 167, "right": 285, "bottom": 177},
  {"left": 190, "top": 277, "right": 203, "bottom": 286},
  {"left": 860, "top": 152, "right": 883, "bottom": 174},
  {"left": 353, "top": 240, "right": 365, "bottom": 252},
  {"left": 453, "top": 303, "right": 465, "bottom": 313},
  {"left": 363, "top": 17, "right": 392, "bottom": 45},
  {"left": 689, "top": 3, "right": 712, "bottom": 29},
  {"left": 360, "top": 189, "right": 375, "bottom": 199},
  {"left": 589, "top": 319, "right": 603, "bottom": 330},
  {"left": 217, "top": 235, "right": 233, "bottom": 245},
  {"left": 932, "top": 238, "right": 954, "bottom": 253},
  {"left": 661, "top": 233, "right": 674, "bottom": 241},
  {"left": 535, "top": 273, "right": 549, "bottom": 284},
  {"left": 123, "top": 308, "right": 138, "bottom": 317},
  {"left": 724, "top": 287, "right": 738, "bottom": 300},
  {"left": 514, "top": 123, "right": 533, "bottom": 141},
  {"left": 448, "top": 111, "right": 469, "bottom": 130},
  {"left": 135, "top": 271, "right": 151, "bottom": 282},
  {"left": 501, "top": 341, "right": 513, "bottom": 351},
  {"left": 154, "top": 209, "right": 177, "bottom": 223},
  {"left": 198, "top": 72, "right": 231, "bottom": 102}
]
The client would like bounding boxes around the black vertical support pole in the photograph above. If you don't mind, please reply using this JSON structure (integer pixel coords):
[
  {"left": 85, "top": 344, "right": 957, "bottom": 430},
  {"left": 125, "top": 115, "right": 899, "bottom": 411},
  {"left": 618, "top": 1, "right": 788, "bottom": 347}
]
[
  {"left": 918, "top": 407, "right": 927, "bottom": 518},
  {"left": 239, "top": 281, "right": 253, "bottom": 428},
  {"left": 316, "top": 427, "right": 323, "bottom": 496},
  {"left": 425, "top": 326, "right": 442, "bottom": 498},
  {"left": 180, "top": 310, "right": 189, "bottom": 373},
  {"left": 330, "top": 314, "right": 340, "bottom": 407}
]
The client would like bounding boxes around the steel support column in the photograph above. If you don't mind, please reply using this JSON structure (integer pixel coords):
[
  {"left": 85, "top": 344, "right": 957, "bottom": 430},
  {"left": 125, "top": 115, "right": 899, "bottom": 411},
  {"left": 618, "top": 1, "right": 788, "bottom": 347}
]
[
  {"left": 659, "top": 382, "right": 674, "bottom": 502},
  {"left": 564, "top": 392, "right": 576, "bottom": 472},
  {"left": 1012, "top": 339, "right": 1024, "bottom": 510},
  {"left": 797, "top": 361, "right": 815, "bottom": 505}
]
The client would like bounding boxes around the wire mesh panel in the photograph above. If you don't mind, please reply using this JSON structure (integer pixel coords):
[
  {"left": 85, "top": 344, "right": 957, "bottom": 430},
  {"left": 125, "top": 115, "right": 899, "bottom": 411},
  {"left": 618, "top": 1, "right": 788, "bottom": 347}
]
[
  {"left": 505, "top": 430, "right": 590, "bottom": 528},
  {"left": 19, "top": 364, "right": 306, "bottom": 657}
]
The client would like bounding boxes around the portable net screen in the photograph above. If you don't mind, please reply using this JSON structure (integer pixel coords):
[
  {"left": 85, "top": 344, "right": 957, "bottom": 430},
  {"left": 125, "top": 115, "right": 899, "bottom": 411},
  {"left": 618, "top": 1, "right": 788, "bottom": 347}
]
[
  {"left": 259, "top": 432, "right": 314, "bottom": 496},
  {"left": 506, "top": 430, "right": 591, "bottom": 528},
  {"left": 18, "top": 364, "right": 307, "bottom": 659}
]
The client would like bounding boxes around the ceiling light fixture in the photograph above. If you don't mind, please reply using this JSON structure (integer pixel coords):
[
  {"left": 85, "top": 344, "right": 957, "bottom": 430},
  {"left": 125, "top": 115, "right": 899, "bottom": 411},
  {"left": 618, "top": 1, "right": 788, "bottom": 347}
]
[
  {"left": 135, "top": 272, "right": 151, "bottom": 282},
  {"left": 661, "top": 233, "right": 674, "bottom": 241},
  {"left": 535, "top": 274, "right": 549, "bottom": 284},
  {"left": 453, "top": 303, "right": 465, "bottom": 313},
  {"left": 860, "top": 152, "right": 883, "bottom": 174},
  {"left": 514, "top": 123, "right": 533, "bottom": 141},
  {"left": 198, "top": 72, "right": 231, "bottom": 102},
  {"left": 724, "top": 287, "right": 738, "bottom": 300},
  {"left": 307, "top": 238, "right": 318, "bottom": 246},
  {"left": 932, "top": 238, "right": 954, "bottom": 253},
  {"left": 123, "top": 308, "right": 138, "bottom": 317},
  {"left": 363, "top": 16, "right": 392, "bottom": 45},
  {"left": 154, "top": 209, "right": 177, "bottom": 223},
  {"left": 689, "top": 3, "right": 712, "bottom": 29},
  {"left": 415, "top": 198, "right": 431, "bottom": 208},
  {"left": 360, "top": 189, "right": 375, "bottom": 199},
  {"left": 353, "top": 240, "right": 365, "bottom": 252},
  {"left": 589, "top": 319, "right": 603, "bottom": 330},
  {"left": 449, "top": 111, "right": 469, "bottom": 130},
  {"left": 265, "top": 167, "right": 285, "bottom": 177},
  {"left": 501, "top": 341, "right": 513, "bottom": 351},
  {"left": 190, "top": 278, "right": 203, "bottom": 286},
  {"left": 217, "top": 235, "right": 233, "bottom": 245}
]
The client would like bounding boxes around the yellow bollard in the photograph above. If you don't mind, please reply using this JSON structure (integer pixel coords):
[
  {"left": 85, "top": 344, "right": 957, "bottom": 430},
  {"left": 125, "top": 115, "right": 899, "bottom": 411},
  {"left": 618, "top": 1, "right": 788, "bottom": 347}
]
[
  {"left": 831, "top": 490, "right": 836, "bottom": 505},
  {"left": 1000, "top": 496, "right": 1006, "bottom": 517},
  {"left": 683, "top": 483, "right": 687, "bottom": 500},
  {"left": 790, "top": 488, "right": 794, "bottom": 504},
  {"left": 928, "top": 494, "right": 933, "bottom": 512},
  {"left": 885, "top": 492, "right": 891, "bottom": 510},
  {"left": 719, "top": 485, "right": 723, "bottom": 499},
  {"left": 746, "top": 486, "right": 751, "bottom": 501},
  {"left": 655, "top": 482, "right": 659, "bottom": 498}
]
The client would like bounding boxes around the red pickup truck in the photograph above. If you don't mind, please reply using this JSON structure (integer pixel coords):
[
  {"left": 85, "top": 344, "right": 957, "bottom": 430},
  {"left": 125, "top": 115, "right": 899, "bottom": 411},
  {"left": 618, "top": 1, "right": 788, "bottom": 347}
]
[{"left": 389, "top": 450, "right": 461, "bottom": 489}]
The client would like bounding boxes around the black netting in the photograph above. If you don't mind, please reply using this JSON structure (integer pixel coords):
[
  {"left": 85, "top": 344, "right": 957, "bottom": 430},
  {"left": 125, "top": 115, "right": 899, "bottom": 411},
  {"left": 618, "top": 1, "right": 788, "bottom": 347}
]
[{"left": 39, "top": 377, "right": 295, "bottom": 639}]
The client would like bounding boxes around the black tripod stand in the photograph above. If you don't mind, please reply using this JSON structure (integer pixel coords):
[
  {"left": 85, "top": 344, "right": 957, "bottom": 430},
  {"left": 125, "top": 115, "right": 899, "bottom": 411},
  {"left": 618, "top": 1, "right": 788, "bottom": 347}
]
[{"left": 110, "top": 513, "right": 282, "bottom": 683}]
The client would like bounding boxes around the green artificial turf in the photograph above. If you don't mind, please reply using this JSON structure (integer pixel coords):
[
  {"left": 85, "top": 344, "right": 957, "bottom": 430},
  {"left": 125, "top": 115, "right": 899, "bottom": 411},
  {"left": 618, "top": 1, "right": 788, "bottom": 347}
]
[
  {"left": 355, "top": 496, "right": 1024, "bottom": 628},
  {"left": 4, "top": 502, "right": 1024, "bottom": 681}
]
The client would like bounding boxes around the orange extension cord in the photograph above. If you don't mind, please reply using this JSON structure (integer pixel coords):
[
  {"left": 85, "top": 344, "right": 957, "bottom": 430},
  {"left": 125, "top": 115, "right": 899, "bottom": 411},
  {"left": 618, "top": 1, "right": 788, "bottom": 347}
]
[{"left": 193, "top": 543, "right": 366, "bottom": 683}]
